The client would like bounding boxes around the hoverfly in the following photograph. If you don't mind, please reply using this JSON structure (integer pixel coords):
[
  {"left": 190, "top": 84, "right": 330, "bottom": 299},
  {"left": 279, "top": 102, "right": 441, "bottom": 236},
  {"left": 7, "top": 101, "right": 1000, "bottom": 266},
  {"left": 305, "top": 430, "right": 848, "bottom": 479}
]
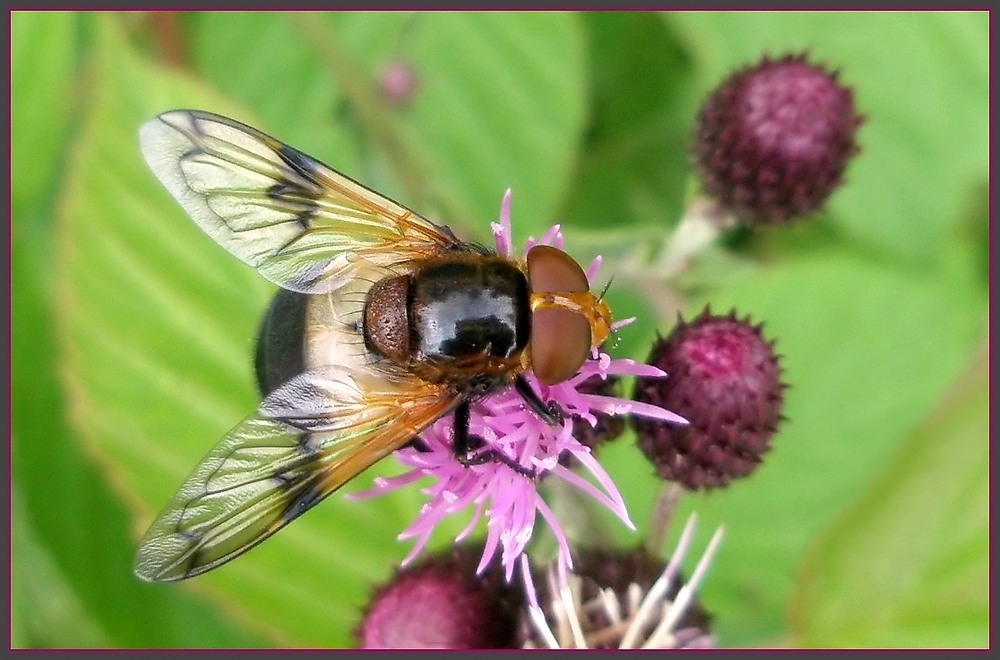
[{"left": 133, "top": 110, "right": 613, "bottom": 582}]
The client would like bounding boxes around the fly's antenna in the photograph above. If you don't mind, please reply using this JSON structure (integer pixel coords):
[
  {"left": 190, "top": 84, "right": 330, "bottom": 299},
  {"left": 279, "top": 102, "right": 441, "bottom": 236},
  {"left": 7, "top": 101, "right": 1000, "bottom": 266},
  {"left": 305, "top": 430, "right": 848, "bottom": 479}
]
[
  {"left": 598, "top": 277, "right": 614, "bottom": 303},
  {"left": 601, "top": 276, "right": 636, "bottom": 346}
]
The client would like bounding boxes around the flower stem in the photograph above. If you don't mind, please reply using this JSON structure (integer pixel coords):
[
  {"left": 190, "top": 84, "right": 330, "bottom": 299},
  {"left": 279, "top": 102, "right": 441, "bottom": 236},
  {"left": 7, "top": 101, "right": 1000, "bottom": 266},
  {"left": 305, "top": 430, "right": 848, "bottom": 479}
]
[
  {"left": 604, "top": 196, "right": 735, "bottom": 322},
  {"left": 644, "top": 480, "right": 684, "bottom": 558},
  {"left": 648, "top": 196, "right": 735, "bottom": 280}
]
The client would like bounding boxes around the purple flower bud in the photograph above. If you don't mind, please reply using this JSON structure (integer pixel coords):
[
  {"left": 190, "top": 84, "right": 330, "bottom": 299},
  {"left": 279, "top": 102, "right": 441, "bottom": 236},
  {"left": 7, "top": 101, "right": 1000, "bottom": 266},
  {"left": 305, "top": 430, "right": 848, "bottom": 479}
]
[
  {"left": 356, "top": 545, "right": 522, "bottom": 649},
  {"left": 632, "top": 308, "right": 786, "bottom": 490},
  {"left": 691, "top": 53, "right": 863, "bottom": 224}
]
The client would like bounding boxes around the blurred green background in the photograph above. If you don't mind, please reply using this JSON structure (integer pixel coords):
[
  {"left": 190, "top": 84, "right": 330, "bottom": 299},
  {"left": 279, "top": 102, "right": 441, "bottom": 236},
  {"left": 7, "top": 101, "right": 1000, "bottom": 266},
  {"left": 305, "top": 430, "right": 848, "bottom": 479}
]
[{"left": 11, "top": 11, "right": 988, "bottom": 648}]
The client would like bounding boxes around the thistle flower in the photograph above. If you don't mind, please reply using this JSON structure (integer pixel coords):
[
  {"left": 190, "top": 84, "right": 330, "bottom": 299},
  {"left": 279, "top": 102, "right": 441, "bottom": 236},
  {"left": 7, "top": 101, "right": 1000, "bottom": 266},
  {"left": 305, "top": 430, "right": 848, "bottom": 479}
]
[
  {"left": 356, "top": 544, "right": 522, "bottom": 648},
  {"left": 632, "top": 308, "right": 786, "bottom": 490},
  {"left": 559, "top": 373, "right": 627, "bottom": 468},
  {"left": 691, "top": 52, "right": 863, "bottom": 224},
  {"left": 569, "top": 373, "right": 628, "bottom": 451},
  {"left": 351, "top": 191, "right": 686, "bottom": 579},
  {"left": 520, "top": 514, "right": 723, "bottom": 649}
]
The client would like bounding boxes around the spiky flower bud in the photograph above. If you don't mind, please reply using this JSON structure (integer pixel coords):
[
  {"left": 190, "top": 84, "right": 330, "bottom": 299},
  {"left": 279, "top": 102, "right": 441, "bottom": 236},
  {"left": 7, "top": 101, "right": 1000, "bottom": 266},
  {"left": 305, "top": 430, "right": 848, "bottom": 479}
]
[
  {"left": 356, "top": 545, "right": 522, "bottom": 648},
  {"left": 691, "top": 52, "right": 863, "bottom": 224},
  {"left": 631, "top": 308, "right": 785, "bottom": 490}
]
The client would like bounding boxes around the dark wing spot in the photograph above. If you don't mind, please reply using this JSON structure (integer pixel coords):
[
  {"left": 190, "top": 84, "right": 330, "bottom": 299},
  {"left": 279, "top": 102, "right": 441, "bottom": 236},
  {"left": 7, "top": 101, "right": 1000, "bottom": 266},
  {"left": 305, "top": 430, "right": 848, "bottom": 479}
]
[
  {"left": 297, "top": 433, "right": 321, "bottom": 459},
  {"left": 266, "top": 180, "right": 318, "bottom": 230},
  {"left": 269, "top": 433, "right": 322, "bottom": 491},
  {"left": 181, "top": 145, "right": 205, "bottom": 161},
  {"left": 279, "top": 483, "right": 324, "bottom": 524},
  {"left": 266, "top": 181, "right": 300, "bottom": 199},
  {"left": 271, "top": 471, "right": 296, "bottom": 490},
  {"left": 276, "top": 145, "right": 322, "bottom": 182},
  {"left": 265, "top": 146, "right": 327, "bottom": 229}
]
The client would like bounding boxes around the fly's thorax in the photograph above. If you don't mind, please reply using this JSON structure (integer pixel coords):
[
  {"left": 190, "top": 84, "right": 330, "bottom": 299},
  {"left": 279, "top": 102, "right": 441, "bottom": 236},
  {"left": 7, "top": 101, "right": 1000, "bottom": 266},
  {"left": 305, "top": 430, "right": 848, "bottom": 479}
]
[
  {"left": 363, "top": 254, "right": 531, "bottom": 387},
  {"left": 363, "top": 275, "right": 411, "bottom": 363}
]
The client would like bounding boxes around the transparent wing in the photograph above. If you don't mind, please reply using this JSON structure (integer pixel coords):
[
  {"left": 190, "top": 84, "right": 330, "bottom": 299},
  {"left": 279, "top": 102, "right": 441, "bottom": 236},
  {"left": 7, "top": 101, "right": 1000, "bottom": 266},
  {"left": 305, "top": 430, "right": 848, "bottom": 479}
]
[
  {"left": 134, "top": 365, "right": 455, "bottom": 582},
  {"left": 139, "top": 109, "right": 462, "bottom": 293}
]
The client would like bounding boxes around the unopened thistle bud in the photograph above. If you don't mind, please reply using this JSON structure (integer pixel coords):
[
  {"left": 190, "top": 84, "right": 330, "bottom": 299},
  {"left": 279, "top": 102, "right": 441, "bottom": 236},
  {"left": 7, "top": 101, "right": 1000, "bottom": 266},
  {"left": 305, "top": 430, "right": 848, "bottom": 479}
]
[
  {"left": 691, "top": 52, "right": 863, "bottom": 224},
  {"left": 632, "top": 308, "right": 786, "bottom": 490},
  {"left": 356, "top": 545, "right": 522, "bottom": 649}
]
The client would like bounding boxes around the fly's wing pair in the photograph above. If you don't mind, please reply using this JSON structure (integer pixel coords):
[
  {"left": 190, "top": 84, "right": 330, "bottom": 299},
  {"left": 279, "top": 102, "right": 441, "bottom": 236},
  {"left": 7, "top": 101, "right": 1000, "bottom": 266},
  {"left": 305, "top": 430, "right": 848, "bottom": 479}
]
[{"left": 134, "top": 110, "right": 461, "bottom": 582}]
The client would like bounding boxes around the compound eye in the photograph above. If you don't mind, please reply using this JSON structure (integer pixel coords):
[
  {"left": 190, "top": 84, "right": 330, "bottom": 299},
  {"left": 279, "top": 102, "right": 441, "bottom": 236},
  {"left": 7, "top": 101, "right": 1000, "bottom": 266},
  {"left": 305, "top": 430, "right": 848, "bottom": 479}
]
[{"left": 526, "top": 245, "right": 592, "bottom": 385}]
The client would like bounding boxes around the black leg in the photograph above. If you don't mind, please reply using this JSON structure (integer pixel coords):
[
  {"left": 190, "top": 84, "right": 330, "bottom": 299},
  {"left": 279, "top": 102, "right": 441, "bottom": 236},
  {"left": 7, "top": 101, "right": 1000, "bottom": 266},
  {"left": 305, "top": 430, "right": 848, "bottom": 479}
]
[
  {"left": 453, "top": 399, "right": 537, "bottom": 479},
  {"left": 452, "top": 399, "right": 473, "bottom": 457},
  {"left": 514, "top": 375, "right": 563, "bottom": 425},
  {"left": 403, "top": 436, "right": 430, "bottom": 452}
]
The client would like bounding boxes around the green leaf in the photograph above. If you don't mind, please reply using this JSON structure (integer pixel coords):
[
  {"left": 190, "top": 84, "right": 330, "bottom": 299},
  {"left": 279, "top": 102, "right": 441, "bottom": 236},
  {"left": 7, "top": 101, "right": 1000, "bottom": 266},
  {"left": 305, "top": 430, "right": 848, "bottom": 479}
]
[
  {"left": 790, "top": 343, "right": 988, "bottom": 647},
  {"left": 667, "top": 11, "right": 989, "bottom": 265},
  {"left": 187, "top": 12, "right": 358, "bottom": 174},
  {"left": 11, "top": 482, "right": 111, "bottom": 648},
  {"left": 189, "top": 12, "right": 587, "bottom": 248},
  {"left": 15, "top": 209, "right": 268, "bottom": 647},
  {"left": 394, "top": 12, "right": 587, "bottom": 239},
  {"left": 11, "top": 11, "right": 79, "bottom": 218},
  {"left": 561, "top": 13, "right": 697, "bottom": 232}
]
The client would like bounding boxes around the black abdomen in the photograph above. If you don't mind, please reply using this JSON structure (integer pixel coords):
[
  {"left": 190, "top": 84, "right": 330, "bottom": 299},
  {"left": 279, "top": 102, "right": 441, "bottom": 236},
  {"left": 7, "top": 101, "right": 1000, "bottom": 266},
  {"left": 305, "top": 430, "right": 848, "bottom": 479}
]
[{"left": 254, "top": 288, "right": 309, "bottom": 396}]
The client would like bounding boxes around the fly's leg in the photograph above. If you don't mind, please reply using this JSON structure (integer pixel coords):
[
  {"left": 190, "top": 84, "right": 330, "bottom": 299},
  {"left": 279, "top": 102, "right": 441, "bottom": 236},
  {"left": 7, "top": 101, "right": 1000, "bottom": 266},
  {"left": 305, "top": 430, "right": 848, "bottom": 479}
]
[
  {"left": 453, "top": 399, "right": 537, "bottom": 479},
  {"left": 514, "top": 375, "right": 563, "bottom": 425}
]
